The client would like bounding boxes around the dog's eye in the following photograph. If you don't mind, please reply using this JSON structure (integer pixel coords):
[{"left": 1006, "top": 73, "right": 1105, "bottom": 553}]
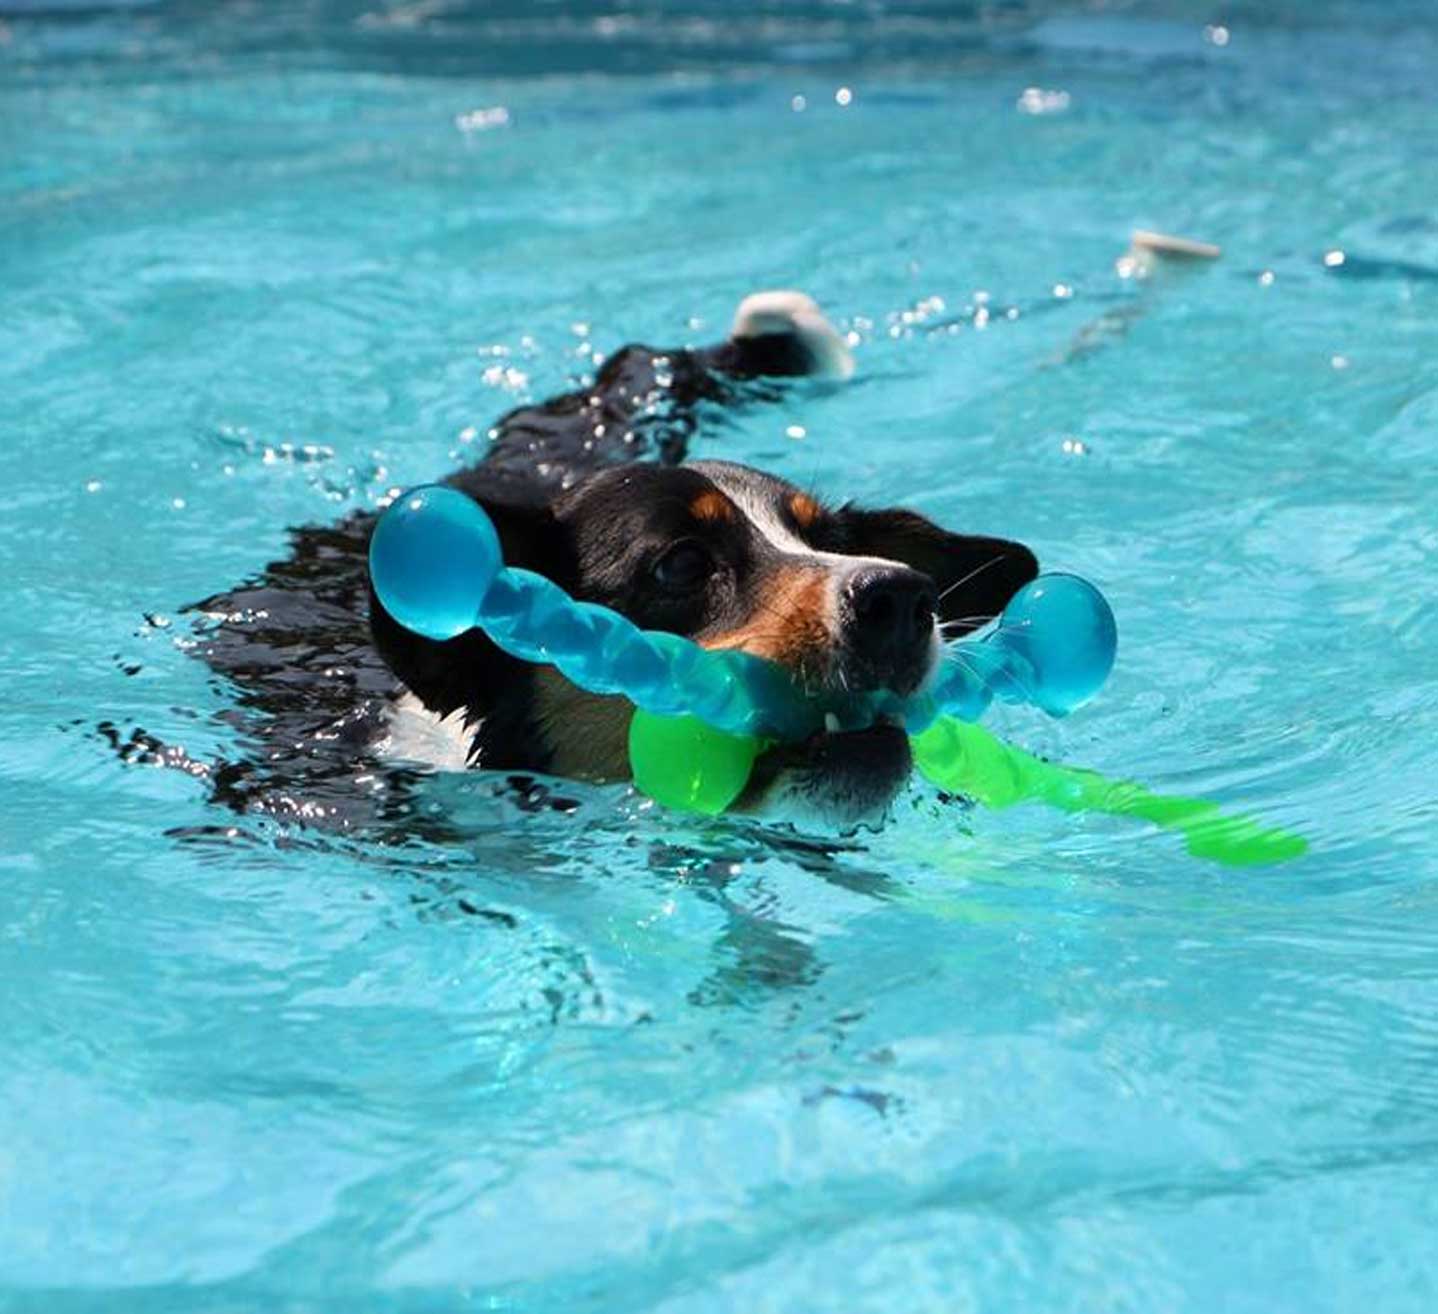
[{"left": 652, "top": 540, "right": 713, "bottom": 591}]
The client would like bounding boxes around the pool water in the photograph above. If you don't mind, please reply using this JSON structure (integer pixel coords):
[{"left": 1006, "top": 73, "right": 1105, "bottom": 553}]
[{"left": 4, "top": 2, "right": 1438, "bottom": 1309}]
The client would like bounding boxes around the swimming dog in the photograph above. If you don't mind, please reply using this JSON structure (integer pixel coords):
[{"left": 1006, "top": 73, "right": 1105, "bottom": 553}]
[{"left": 190, "top": 291, "right": 1037, "bottom": 827}]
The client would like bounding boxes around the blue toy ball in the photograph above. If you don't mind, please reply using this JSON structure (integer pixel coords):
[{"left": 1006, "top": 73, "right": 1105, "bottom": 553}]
[
  {"left": 999, "top": 573, "right": 1119, "bottom": 717},
  {"left": 368, "top": 486, "right": 502, "bottom": 641}
]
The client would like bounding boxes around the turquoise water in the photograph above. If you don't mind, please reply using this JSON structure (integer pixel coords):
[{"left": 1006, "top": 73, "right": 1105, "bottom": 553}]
[{"left": 4, "top": 2, "right": 1438, "bottom": 1309}]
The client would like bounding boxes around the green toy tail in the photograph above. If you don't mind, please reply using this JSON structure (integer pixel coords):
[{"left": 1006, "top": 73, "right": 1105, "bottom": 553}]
[{"left": 911, "top": 716, "right": 1309, "bottom": 868}]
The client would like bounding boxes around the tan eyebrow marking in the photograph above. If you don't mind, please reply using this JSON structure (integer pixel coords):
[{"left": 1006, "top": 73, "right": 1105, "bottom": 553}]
[
  {"left": 787, "top": 492, "right": 823, "bottom": 529},
  {"left": 689, "top": 489, "right": 736, "bottom": 524},
  {"left": 700, "top": 566, "right": 832, "bottom": 674}
]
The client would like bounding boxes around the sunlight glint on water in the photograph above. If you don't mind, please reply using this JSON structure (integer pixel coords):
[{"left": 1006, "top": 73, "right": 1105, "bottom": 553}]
[{"left": 2, "top": 3, "right": 1438, "bottom": 1310}]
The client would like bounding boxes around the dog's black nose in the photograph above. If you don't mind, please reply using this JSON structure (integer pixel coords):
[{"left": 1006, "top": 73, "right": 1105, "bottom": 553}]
[{"left": 843, "top": 565, "right": 937, "bottom": 690}]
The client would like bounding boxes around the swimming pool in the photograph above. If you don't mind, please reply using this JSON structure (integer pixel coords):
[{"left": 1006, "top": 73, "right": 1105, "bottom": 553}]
[{"left": 4, "top": 1, "right": 1438, "bottom": 1308}]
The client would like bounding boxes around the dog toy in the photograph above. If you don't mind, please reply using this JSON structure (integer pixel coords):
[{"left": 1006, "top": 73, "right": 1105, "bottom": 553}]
[
  {"left": 912, "top": 718, "right": 1308, "bottom": 868},
  {"left": 369, "top": 485, "right": 1117, "bottom": 812}
]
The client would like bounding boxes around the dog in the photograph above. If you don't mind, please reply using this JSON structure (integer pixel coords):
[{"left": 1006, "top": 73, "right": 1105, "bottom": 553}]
[{"left": 189, "top": 291, "right": 1037, "bottom": 829}]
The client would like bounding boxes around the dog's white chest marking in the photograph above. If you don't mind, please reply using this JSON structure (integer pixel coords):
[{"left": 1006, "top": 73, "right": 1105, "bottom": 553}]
[{"left": 381, "top": 692, "right": 476, "bottom": 771}]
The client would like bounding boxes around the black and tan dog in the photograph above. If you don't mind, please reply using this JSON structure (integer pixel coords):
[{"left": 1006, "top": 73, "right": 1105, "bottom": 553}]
[{"left": 192, "top": 291, "right": 1036, "bottom": 828}]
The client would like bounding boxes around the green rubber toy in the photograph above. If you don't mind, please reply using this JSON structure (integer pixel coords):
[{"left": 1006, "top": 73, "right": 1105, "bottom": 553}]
[
  {"left": 628, "top": 711, "right": 1307, "bottom": 867},
  {"left": 628, "top": 711, "right": 764, "bottom": 815},
  {"left": 911, "top": 716, "right": 1308, "bottom": 868}
]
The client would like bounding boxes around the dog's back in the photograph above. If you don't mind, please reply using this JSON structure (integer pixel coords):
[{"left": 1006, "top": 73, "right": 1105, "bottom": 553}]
[{"left": 184, "top": 292, "right": 856, "bottom": 823}]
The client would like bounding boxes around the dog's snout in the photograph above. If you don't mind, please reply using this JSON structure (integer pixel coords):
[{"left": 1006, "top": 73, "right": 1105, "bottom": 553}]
[
  {"left": 843, "top": 565, "right": 936, "bottom": 691},
  {"left": 848, "top": 567, "right": 935, "bottom": 647}
]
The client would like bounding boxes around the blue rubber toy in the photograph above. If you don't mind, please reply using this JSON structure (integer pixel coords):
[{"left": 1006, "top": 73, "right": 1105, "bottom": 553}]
[{"left": 368, "top": 484, "right": 1117, "bottom": 809}]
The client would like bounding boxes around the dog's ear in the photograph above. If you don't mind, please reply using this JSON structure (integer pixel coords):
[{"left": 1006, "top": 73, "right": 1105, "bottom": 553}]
[{"left": 832, "top": 507, "right": 1038, "bottom": 636}]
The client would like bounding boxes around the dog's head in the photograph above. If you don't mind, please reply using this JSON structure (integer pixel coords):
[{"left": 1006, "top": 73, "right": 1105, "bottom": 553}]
[{"left": 373, "top": 460, "right": 1036, "bottom": 826}]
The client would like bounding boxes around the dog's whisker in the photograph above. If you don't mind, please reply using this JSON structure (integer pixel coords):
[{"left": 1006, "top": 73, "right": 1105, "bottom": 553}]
[
  {"left": 937, "top": 613, "right": 999, "bottom": 636},
  {"left": 944, "top": 638, "right": 1042, "bottom": 704},
  {"left": 936, "top": 620, "right": 1033, "bottom": 659},
  {"left": 936, "top": 554, "right": 1008, "bottom": 605}
]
